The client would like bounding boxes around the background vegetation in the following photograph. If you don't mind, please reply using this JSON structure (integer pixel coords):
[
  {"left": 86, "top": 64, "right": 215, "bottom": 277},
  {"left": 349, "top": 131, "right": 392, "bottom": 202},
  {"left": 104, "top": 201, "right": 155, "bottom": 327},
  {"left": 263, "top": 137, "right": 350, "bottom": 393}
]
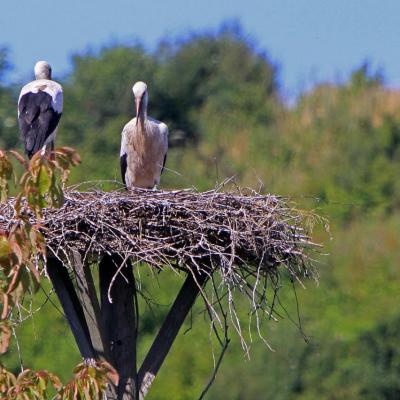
[{"left": 1, "top": 25, "right": 400, "bottom": 399}]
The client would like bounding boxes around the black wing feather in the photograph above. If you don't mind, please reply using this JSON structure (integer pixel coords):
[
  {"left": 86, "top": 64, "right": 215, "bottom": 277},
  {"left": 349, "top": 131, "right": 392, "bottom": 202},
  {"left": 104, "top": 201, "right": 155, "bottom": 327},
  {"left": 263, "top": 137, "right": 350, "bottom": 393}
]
[
  {"left": 161, "top": 153, "right": 167, "bottom": 175},
  {"left": 120, "top": 153, "right": 127, "bottom": 187},
  {"left": 18, "top": 91, "right": 61, "bottom": 158}
]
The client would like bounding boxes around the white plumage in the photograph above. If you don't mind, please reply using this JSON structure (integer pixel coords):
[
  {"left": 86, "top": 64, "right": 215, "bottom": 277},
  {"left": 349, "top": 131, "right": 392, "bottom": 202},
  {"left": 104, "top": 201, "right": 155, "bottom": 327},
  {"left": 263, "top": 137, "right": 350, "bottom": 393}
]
[
  {"left": 120, "top": 82, "right": 168, "bottom": 189},
  {"left": 18, "top": 61, "right": 63, "bottom": 158}
]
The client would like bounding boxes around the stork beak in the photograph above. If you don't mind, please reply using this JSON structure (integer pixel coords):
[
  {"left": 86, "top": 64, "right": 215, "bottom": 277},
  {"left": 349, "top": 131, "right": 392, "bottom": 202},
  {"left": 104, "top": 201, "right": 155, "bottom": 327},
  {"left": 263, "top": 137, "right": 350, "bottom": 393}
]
[{"left": 135, "top": 96, "right": 143, "bottom": 126}]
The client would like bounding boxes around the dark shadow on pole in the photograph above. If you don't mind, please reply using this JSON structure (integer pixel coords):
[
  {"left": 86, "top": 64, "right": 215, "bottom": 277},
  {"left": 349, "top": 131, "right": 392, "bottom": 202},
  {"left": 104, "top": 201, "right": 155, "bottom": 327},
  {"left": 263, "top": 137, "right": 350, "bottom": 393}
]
[{"left": 99, "top": 254, "right": 138, "bottom": 400}]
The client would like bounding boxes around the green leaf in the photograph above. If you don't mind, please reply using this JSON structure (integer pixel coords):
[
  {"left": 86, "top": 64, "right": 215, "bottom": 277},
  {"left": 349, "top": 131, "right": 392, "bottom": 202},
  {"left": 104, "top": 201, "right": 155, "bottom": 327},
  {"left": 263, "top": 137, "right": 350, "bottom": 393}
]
[
  {"left": 0, "top": 236, "right": 10, "bottom": 267},
  {"left": 37, "top": 165, "right": 52, "bottom": 197},
  {"left": 38, "top": 376, "right": 46, "bottom": 392}
]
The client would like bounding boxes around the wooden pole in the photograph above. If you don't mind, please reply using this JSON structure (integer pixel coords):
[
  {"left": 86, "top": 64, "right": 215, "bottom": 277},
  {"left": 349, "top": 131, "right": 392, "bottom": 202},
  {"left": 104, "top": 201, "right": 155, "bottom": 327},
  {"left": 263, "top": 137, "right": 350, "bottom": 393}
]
[
  {"left": 48, "top": 254, "right": 208, "bottom": 400},
  {"left": 72, "top": 249, "right": 111, "bottom": 361},
  {"left": 46, "top": 257, "right": 95, "bottom": 360},
  {"left": 99, "top": 254, "right": 138, "bottom": 400}
]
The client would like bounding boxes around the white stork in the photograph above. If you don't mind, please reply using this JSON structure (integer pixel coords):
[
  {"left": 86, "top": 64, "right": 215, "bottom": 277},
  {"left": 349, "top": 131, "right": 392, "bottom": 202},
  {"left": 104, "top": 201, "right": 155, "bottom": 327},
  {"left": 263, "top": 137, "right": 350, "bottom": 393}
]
[
  {"left": 18, "top": 61, "right": 63, "bottom": 159},
  {"left": 120, "top": 81, "right": 168, "bottom": 189}
]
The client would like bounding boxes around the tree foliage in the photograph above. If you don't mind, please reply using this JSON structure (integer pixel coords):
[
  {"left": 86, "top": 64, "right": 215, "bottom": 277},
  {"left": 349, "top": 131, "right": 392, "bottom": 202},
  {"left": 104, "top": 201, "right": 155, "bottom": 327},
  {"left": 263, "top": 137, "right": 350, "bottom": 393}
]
[
  {"left": 0, "top": 26, "right": 400, "bottom": 399},
  {"left": 0, "top": 147, "right": 115, "bottom": 398}
]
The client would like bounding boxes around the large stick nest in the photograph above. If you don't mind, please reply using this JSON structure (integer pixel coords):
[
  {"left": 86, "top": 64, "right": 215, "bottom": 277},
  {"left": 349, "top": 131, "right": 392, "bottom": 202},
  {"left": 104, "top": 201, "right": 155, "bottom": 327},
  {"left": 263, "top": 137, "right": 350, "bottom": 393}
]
[
  {"left": 0, "top": 187, "right": 323, "bottom": 349},
  {"left": 0, "top": 187, "right": 320, "bottom": 279}
]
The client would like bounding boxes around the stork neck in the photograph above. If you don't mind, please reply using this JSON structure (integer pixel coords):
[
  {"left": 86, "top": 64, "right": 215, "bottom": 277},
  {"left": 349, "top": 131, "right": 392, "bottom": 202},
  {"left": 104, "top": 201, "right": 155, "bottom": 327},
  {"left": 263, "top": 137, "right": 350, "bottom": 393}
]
[
  {"left": 137, "top": 109, "right": 147, "bottom": 131},
  {"left": 35, "top": 73, "right": 51, "bottom": 80},
  {"left": 137, "top": 104, "right": 147, "bottom": 128}
]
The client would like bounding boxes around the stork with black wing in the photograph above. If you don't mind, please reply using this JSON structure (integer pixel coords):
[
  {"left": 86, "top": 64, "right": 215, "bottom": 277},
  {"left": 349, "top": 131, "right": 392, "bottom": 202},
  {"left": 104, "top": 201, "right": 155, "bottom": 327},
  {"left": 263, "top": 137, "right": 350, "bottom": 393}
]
[{"left": 18, "top": 61, "right": 63, "bottom": 159}]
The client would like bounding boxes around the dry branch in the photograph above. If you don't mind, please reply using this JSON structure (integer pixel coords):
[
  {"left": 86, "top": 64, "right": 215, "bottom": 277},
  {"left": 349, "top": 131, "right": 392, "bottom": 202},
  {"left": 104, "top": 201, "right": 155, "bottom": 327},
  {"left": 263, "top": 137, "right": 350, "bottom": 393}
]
[{"left": 0, "top": 188, "right": 319, "bottom": 272}]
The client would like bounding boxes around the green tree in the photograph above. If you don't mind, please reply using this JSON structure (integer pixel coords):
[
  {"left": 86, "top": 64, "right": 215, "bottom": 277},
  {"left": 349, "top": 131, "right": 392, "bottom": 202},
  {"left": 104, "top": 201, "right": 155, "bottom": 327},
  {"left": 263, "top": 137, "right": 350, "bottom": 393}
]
[{"left": 0, "top": 50, "right": 18, "bottom": 150}]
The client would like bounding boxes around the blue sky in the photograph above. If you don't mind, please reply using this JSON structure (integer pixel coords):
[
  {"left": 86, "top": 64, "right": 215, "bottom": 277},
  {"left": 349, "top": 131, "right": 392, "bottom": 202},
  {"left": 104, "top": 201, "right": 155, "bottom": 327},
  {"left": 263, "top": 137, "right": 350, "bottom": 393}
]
[{"left": 1, "top": 0, "right": 399, "bottom": 98}]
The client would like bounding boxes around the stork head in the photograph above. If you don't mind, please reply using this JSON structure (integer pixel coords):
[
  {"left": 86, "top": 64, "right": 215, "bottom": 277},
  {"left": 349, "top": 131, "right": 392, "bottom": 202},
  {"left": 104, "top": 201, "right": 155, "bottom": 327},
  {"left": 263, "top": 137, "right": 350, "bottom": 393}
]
[
  {"left": 132, "top": 81, "right": 148, "bottom": 125},
  {"left": 34, "top": 61, "right": 52, "bottom": 80}
]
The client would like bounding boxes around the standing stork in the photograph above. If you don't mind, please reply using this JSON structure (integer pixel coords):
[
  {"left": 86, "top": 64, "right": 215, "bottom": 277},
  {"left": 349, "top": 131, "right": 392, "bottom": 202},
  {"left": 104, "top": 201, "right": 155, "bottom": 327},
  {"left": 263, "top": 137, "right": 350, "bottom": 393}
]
[
  {"left": 120, "top": 81, "right": 168, "bottom": 189},
  {"left": 18, "top": 61, "right": 63, "bottom": 159}
]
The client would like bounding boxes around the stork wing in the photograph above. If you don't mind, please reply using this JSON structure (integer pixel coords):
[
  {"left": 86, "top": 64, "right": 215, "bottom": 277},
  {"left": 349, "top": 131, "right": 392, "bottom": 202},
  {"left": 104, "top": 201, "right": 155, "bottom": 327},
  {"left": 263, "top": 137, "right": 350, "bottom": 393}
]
[
  {"left": 120, "top": 125, "right": 130, "bottom": 186},
  {"left": 18, "top": 91, "right": 62, "bottom": 158},
  {"left": 120, "top": 154, "right": 127, "bottom": 186},
  {"left": 159, "top": 123, "right": 169, "bottom": 176},
  {"left": 161, "top": 154, "right": 167, "bottom": 175}
]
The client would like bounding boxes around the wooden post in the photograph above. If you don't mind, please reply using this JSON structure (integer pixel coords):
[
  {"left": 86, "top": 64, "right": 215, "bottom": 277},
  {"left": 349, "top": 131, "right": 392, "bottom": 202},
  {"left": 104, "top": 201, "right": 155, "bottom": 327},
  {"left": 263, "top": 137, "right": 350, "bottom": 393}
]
[
  {"left": 46, "top": 257, "right": 95, "bottom": 360},
  {"left": 48, "top": 254, "right": 208, "bottom": 400},
  {"left": 99, "top": 254, "right": 138, "bottom": 400},
  {"left": 138, "top": 271, "right": 208, "bottom": 399},
  {"left": 72, "top": 249, "right": 110, "bottom": 362}
]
